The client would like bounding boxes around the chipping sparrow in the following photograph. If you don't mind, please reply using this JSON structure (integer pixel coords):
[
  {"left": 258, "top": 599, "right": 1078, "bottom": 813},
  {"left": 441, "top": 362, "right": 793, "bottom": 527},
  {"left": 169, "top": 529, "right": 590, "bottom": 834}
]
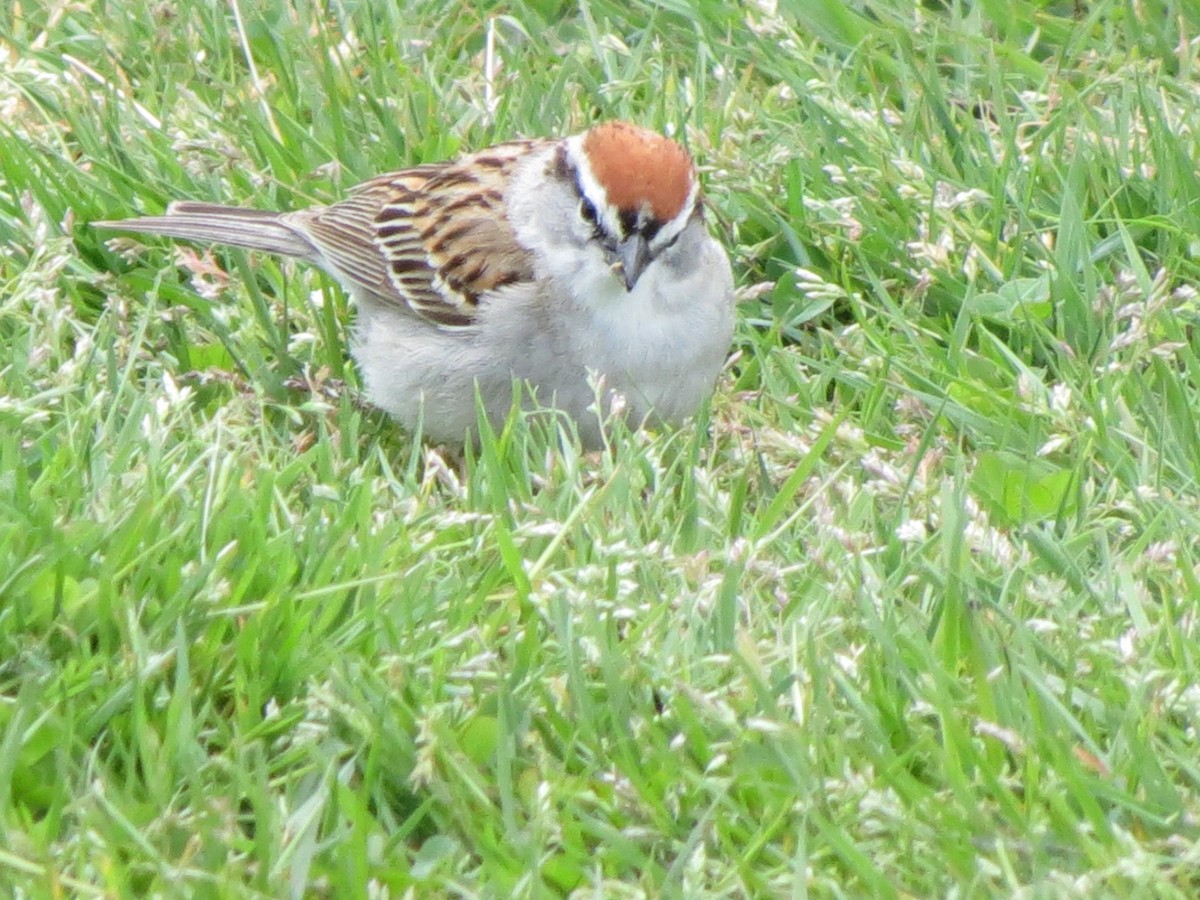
[{"left": 96, "top": 121, "right": 735, "bottom": 447}]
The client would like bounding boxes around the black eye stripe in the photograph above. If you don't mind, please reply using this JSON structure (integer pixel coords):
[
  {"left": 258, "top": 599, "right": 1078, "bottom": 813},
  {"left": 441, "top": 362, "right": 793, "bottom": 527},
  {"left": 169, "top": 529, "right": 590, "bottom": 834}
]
[{"left": 573, "top": 171, "right": 675, "bottom": 248}]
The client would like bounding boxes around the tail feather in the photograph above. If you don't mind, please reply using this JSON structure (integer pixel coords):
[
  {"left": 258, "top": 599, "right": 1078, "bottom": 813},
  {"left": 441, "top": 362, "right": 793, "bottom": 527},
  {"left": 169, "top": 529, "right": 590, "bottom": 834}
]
[{"left": 94, "top": 201, "right": 316, "bottom": 260}]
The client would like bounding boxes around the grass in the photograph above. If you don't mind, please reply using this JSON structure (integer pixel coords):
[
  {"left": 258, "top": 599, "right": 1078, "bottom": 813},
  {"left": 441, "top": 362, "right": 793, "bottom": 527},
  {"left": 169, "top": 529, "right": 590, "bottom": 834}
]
[{"left": 3, "top": 0, "right": 1200, "bottom": 895}]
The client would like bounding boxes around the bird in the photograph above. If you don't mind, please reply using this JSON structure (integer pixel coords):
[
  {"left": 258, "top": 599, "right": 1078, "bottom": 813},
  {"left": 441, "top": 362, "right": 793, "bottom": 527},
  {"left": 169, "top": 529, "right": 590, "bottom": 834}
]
[{"left": 95, "top": 121, "right": 735, "bottom": 448}]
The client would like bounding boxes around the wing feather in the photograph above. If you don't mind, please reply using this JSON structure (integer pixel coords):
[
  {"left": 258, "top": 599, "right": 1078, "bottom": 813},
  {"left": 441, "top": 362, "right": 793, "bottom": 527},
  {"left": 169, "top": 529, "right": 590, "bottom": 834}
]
[{"left": 286, "top": 140, "right": 545, "bottom": 329}]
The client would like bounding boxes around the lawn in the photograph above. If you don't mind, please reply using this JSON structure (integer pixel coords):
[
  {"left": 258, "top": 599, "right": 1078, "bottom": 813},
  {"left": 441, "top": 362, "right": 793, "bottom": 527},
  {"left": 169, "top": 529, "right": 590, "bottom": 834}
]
[{"left": 3, "top": 0, "right": 1200, "bottom": 896}]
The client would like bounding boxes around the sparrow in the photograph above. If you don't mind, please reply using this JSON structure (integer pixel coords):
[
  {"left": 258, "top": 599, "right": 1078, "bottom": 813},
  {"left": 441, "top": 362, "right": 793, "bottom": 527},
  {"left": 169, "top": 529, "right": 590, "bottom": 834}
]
[{"left": 95, "top": 121, "right": 735, "bottom": 447}]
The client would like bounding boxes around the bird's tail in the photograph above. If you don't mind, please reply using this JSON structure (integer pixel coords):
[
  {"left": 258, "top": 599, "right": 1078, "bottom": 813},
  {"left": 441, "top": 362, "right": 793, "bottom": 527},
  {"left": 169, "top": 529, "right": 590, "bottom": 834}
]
[{"left": 94, "top": 201, "right": 315, "bottom": 259}]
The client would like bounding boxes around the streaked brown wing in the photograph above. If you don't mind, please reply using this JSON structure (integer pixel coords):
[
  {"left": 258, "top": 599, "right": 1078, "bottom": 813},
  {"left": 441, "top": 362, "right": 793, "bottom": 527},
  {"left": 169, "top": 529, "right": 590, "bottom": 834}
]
[{"left": 290, "top": 141, "right": 543, "bottom": 329}]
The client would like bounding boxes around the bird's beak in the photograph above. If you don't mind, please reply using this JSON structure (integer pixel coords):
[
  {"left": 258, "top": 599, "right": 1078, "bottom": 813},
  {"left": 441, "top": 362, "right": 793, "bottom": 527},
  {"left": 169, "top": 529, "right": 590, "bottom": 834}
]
[{"left": 614, "top": 233, "right": 650, "bottom": 291}]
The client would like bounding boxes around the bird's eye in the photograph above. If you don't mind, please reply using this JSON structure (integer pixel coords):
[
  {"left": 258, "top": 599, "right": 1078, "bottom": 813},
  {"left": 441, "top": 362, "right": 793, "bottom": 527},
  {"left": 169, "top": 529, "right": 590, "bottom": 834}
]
[{"left": 579, "top": 197, "right": 599, "bottom": 226}]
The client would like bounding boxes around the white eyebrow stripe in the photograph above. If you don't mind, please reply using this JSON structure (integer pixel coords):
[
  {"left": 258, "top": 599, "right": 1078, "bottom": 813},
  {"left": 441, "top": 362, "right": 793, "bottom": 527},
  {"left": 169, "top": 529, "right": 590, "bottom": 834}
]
[
  {"left": 648, "top": 180, "right": 699, "bottom": 252},
  {"left": 566, "top": 134, "right": 625, "bottom": 241}
]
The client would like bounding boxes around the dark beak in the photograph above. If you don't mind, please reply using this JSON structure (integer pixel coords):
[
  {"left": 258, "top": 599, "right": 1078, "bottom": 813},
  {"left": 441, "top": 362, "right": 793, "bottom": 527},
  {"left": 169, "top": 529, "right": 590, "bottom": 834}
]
[{"left": 615, "top": 233, "right": 650, "bottom": 291}]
